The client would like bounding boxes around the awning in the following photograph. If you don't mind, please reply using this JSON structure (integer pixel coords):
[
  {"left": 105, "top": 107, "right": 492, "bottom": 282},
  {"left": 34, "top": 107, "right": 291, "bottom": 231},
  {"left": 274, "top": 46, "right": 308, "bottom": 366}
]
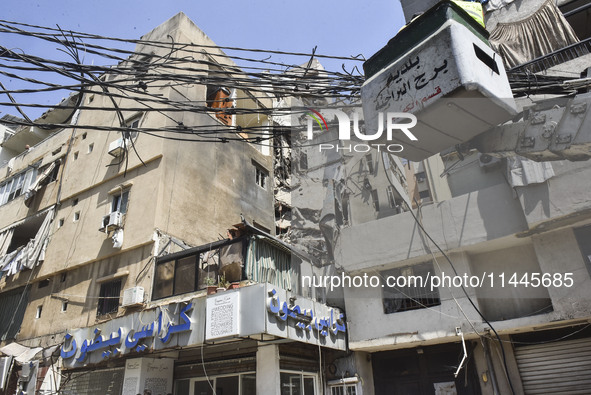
[{"left": 0, "top": 343, "right": 43, "bottom": 364}]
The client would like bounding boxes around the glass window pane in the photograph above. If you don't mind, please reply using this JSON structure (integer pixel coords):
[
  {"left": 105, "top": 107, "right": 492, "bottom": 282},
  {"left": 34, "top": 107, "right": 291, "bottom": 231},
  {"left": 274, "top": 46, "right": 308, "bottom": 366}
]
[
  {"left": 194, "top": 380, "right": 214, "bottom": 395},
  {"left": 174, "top": 256, "right": 196, "bottom": 295},
  {"left": 281, "top": 373, "right": 302, "bottom": 395},
  {"left": 153, "top": 260, "right": 174, "bottom": 299},
  {"left": 241, "top": 374, "right": 256, "bottom": 395},
  {"left": 174, "top": 379, "right": 190, "bottom": 395},
  {"left": 216, "top": 376, "right": 239, "bottom": 395},
  {"left": 303, "top": 376, "right": 314, "bottom": 395},
  {"left": 120, "top": 191, "right": 129, "bottom": 213}
]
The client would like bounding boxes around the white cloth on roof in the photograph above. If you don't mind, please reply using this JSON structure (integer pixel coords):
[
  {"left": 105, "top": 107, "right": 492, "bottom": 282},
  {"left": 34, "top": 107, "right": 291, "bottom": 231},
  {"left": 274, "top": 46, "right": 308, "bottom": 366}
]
[{"left": 507, "top": 156, "right": 554, "bottom": 187}]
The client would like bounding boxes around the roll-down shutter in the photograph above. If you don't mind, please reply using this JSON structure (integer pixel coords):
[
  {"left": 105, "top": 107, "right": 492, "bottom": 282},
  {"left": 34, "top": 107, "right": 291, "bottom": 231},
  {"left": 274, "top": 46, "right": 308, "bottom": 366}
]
[{"left": 515, "top": 337, "right": 591, "bottom": 394}]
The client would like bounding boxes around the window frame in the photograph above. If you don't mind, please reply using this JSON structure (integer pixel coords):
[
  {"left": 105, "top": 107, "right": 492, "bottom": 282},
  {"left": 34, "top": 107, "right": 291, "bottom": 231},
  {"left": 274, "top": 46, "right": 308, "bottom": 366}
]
[
  {"left": 254, "top": 163, "right": 269, "bottom": 190},
  {"left": 153, "top": 238, "right": 245, "bottom": 301},
  {"left": 111, "top": 189, "right": 129, "bottom": 214},
  {"left": 382, "top": 261, "right": 441, "bottom": 314}
]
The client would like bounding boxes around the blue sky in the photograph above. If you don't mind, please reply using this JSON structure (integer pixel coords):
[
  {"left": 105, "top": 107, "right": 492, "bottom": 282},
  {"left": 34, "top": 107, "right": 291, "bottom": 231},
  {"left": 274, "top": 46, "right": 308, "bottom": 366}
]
[{"left": 1, "top": 0, "right": 405, "bottom": 119}]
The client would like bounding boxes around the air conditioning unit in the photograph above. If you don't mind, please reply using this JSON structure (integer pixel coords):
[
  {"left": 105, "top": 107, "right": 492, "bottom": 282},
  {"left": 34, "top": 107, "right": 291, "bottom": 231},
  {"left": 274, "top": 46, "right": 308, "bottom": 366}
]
[
  {"left": 108, "top": 138, "right": 127, "bottom": 157},
  {"left": 99, "top": 211, "right": 123, "bottom": 232},
  {"left": 478, "top": 153, "right": 501, "bottom": 169},
  {"left": 122, "top": 286, "right": 144, "bottom": 307}
]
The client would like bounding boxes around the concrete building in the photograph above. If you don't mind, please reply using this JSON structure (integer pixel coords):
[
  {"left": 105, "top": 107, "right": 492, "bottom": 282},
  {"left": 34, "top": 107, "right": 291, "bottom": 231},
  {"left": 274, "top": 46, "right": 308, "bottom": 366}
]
[
  {"left": 330, "top": 1, "right": 591, "bottom": 395},
  {"left": 0, "top": 13, "right": 348, "bottom": 395}
]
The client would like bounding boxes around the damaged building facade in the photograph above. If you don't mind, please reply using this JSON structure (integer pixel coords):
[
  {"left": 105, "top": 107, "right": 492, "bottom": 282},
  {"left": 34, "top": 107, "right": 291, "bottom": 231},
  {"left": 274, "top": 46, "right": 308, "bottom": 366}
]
[
  {"left": 0, "top": 13, "right": 348, "bottom": 395},
  {"left": 323, "top": 1, "right": 591, "bottom": 394}
]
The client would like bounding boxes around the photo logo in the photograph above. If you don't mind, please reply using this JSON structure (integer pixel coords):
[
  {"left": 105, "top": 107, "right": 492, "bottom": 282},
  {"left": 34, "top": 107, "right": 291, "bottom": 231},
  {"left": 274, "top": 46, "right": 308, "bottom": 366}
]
[{"left": 305, "top": 108, "right": 418, "bottom": 153}]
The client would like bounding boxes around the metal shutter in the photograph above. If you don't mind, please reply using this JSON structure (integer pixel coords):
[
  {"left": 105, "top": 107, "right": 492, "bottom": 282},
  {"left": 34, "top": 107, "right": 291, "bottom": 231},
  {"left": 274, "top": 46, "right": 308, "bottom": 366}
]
[{"left": 515, "top": 337, "right": 591, "bottom": 394}]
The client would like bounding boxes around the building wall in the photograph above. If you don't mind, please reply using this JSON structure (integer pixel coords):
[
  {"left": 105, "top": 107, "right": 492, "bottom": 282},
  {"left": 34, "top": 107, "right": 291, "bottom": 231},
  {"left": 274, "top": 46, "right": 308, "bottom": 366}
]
[{"left": 0, "top": 13, "right": 275, "bottom": 346}]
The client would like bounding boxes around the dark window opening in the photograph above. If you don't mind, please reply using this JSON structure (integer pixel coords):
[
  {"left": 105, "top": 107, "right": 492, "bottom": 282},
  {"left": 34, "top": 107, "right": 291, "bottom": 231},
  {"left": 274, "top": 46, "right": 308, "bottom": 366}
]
[
  {"left": 365, "top": 153, "right": 374, "bottom": 174},
  {"left": 371, "top": 189, "right": 380, "bottom": 212},
  {"left": 419, "top": 190, "right": 430, "bottom": 199},
  {"left": 382, "top": 262, "right": 441, "bottom": 314},
  {"left": 38, "top": 279, "right": 50, "bottom": 289},
  {"left": 6, "top": 213, "right": 46, "bottom": 255},
  {"left": 254, "top": 164, "right": 269, "bottom": 189},
  {"left": 97, "top": 279, "right": 122, "bottom": 316}
]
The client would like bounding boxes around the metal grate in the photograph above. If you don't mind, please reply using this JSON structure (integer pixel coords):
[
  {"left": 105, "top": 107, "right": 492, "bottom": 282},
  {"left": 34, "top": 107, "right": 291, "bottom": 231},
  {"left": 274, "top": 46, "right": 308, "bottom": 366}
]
[
  {"left": 509, "top": 37, "right": 591, "bottom": 74},
  {"left": 97, "top": 279, "right": 121, "bottom": 316},
  {"left": 382, "top": 262, "right": 441, "bottom": 314}
]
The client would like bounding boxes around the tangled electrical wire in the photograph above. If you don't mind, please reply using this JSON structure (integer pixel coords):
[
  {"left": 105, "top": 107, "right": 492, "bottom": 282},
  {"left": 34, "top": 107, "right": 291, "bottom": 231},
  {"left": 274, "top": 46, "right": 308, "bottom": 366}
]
[{"left": 0, "top": 19, "right": 365, "bottom": 148}]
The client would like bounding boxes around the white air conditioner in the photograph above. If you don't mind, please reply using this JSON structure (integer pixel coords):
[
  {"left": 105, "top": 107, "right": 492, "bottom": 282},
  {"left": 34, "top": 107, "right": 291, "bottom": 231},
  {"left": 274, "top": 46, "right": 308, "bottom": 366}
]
[
  {"left": 478, "top": 153, "right": 501, "bottom": 168},
  {"left": 108, "top": 138, "right": 127, "bottom": 157},
  {"left": 122, "top": 286, "right": 144, "bottom": 307},
  {"left": 99, "top": 211, "right": 123, "bottom": 232}
]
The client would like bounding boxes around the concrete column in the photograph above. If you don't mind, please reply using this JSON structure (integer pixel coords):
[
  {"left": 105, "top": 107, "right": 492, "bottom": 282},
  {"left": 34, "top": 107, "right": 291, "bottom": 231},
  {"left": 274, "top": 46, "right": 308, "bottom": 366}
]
[{"left": 256, "top": 343, "right": 281, "bottom": 394}]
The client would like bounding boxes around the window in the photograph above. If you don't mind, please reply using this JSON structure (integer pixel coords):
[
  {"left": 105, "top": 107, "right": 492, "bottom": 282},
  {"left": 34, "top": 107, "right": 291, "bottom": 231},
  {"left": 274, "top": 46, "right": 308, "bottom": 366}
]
[
  {"left": 38, "top": 279, "right": 50, "bottom": 289},
  {"left": 330, "top": 384, "right": 357, "bottom": 395},
  {"left": 82, "top": 132, "right": 87, "bottom": 140},
  {"left": 124, "top": 116, "right": 141, "bottom": 140},
  {"left": 97, "top": 279, "right": 122, "bottom": 316},
  {"left": 365, "top": 153, "right": 374, "bottom": 174},
  {"left": 74, "top": 151, "right": 79, "bottom": 160},
  {"left": 206, "top": 71, "right": 233, "bottom": 126},
  {"left": 418, "top": 190, "right": 430, "bottom": 199},
  {"left": 280, "top": 372, "right": 316, "bottom": 395},
  {"left": 60, "top": 272, "right": 67, "bottom": 283},
  {"left": 382, "top": 262, "right": 440, "bottom": 314},
  {"left": 61, "top": 301, "right": 68, "bottom": 312},
  {"left": 0, "top": 167, "right": 36, "bottom": 206},
  {"left": 72, "top": 198, "right": 78, "bottom": 206},
  {"left": 73, "top": 211, "right": 80, "bottom": 222},
  {"left": 415, "top": 171, "right": 426, "bottom": 183},
  {"left": 111, "top": 190, "right": 129, "bottom": 214},
  {"left": 87, "top": 143, "right": 94, "bottom": 153},
  {"left": 178, "top": 373, "right": 256, "bottom": 395},
  {"left": 370, "top": 189, "right": 380, "bottom": 211},
  {"left": 58, "top": 218, "right": 64, "bottom": 228},
  {"left": 255, "top": 165, "right": 268, "bottom": 189},
  {"left": 36, "top": 306, "right": 42, "bottom": 319},
  {"left": 153, "top": 239, "right": 244, "bottom": 300}
]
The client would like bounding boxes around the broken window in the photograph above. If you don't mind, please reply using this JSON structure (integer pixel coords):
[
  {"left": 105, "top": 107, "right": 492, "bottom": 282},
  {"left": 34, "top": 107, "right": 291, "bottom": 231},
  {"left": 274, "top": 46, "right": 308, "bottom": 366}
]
[
  {"left": 0, "top": 208, "right": 55, "bottom": 277},
  {"left": 382, "top": 262, "right": 441, "bottom": 314},
  {"left": 97, "top": 279, "right": 122, "bottom": 316},
  {"left": 206, "top": 85, "right": 233, "bottom": 126},
  {"left": 153, "top": 239, "right": 244, "bottom": 300},
  {"left": 111, "top": 190, "right": 129, "bottom": 214}
]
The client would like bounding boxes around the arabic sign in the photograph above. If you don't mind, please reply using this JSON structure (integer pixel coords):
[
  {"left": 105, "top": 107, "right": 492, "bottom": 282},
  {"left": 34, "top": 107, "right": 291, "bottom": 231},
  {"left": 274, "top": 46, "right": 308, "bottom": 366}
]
[
  {"left": 60, "top": 283, "right": 347, "bottom": 367},
  {"left": 60, "top": 301, "right": 203, "bottom": 368}
]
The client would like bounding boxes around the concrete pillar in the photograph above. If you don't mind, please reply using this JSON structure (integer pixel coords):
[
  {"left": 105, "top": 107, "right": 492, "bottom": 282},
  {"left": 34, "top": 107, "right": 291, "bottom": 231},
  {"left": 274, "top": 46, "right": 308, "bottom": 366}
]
[{"left": 256, "top": 343, "right": 281, "bottom": 394}]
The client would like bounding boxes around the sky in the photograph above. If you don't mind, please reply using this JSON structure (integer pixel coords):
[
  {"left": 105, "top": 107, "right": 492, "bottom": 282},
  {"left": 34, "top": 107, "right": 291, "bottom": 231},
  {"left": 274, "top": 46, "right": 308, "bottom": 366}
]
[{"left": 1, "top": 0, "right": 406, "bottom": 120}]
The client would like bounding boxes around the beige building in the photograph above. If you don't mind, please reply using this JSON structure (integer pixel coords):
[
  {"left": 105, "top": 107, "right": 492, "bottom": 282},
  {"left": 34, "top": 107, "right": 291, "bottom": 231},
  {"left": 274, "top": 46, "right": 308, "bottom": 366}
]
[{"left": 0, "top": 13, "right": 348, "bottom": 395}]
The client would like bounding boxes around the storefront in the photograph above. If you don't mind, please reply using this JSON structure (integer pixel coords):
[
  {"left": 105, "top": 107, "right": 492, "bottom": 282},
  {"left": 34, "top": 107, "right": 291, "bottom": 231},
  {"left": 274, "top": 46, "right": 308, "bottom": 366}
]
[{"left": 58, "top": 283, "right": 347, "bottom": 394}]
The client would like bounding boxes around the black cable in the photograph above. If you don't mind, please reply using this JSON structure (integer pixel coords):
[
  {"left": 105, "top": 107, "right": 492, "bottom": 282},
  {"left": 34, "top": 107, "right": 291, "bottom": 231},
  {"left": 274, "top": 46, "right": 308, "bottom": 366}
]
[{"left": 405, "top": 202, "right": 516, "bottom": 395}]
